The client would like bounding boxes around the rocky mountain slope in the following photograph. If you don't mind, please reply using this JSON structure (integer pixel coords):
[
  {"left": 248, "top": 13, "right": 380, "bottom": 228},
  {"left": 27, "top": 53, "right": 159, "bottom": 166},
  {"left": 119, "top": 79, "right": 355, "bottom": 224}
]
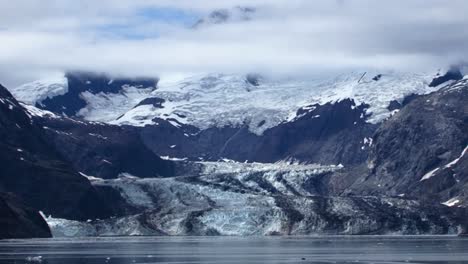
[
  {"left": 26, "top": 107, "right": 176, "bottom": 179},
  {"left": 0, "top": 193, "right": 51, "bottom": 239},
  {"left": 0, "top": 83, "right": 175, "bottom": 238},
  {"left": 350, "top": 77, "right": 468, "bottom": 208},
  {"left": 136, "top": 98, "right": 376, "bottom": 165},
  {"left": 0, "top": 84, "right": 111, "bottom": 221}
]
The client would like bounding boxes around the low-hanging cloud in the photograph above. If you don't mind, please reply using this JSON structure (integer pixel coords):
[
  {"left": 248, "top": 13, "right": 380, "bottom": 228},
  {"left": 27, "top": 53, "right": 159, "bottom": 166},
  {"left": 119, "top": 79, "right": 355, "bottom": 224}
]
[{"left": 1, "top": 0, "right": 468, "bottom": 86}]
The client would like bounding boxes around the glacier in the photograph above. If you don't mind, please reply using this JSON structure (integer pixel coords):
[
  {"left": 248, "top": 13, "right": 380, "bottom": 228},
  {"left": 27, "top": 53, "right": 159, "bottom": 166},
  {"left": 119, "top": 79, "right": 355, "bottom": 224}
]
[{"left": 45, "top": 161, "right": 460, "bottom": 237}]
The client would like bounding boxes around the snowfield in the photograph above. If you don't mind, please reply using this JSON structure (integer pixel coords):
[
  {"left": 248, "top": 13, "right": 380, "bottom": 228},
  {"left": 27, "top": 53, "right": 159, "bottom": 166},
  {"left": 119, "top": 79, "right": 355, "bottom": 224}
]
[
  {"left": 115, "top": 71, "right": 438, "bottom": 134},
  {"left": 10, "top": 75, "right": 68, "bottom": 105},
  {"left": 12, "top": 71, "right": 442, "bottom": 134},
  {"left": 77, "top": 86, "right": 155, "bottom": 123}
]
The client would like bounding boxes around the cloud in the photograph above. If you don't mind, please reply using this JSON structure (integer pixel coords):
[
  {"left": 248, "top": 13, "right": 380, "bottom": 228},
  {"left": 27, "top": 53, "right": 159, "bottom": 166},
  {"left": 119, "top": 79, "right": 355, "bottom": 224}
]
[{"left": 1, "top": 0, "right": 468, "bottom": 86}]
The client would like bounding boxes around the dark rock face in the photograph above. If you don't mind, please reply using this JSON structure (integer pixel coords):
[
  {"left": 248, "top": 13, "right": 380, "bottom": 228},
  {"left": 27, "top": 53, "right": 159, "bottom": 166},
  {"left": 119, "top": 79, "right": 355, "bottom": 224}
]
[
  {"left": 387, "top": 93, "right": 420, "bottom": 112},
  {"left": 350, "top": 79, "right": 468, "bottom": 206},
  {"left": 0, "top": 193, "right": 51, "bottom": 239},
  {"left": 140, "top": 99, "right": 376, "bottom": 166},
  {"left": 245, "top": 74, "right": 261, "bottom": 86},
  {"left": 140, "top": 120, "right": 250, "bottom": 162},
  {"left": 39, "top": 72, "right": 158, "bottom": 116},
  {"left": 0, "top": 84, "right": 118, "bottom": 221},
  {"left": 372, "top": 74, "right": 383, "bottom": 81},
  {"left": 387, "top": 100, "right": 402, "bottom": 111},
  {"left": 242, "top": 100, "right": 376, "bottom": 165},
  {"left": 429, "top": 68, "right": 463, "bottom": 87},
  {"left": 134, "top": 97, "right": 165, "bottom": 108},
  {"left": 36, "top": 116, "right": 176, "bottom": 179},
  {"left": 456, "top": 208, "right": 468, "bottom": 236}
]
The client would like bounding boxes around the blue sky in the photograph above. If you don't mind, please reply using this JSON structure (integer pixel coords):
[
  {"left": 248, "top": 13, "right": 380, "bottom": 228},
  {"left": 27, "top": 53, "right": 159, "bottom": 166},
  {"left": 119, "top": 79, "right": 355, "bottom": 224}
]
[
  {"left": 97, "top": 7, "right": 199, "bottom": 39},
  {"left": 137, "top": 7, "right": 198, "bottom": 25}
]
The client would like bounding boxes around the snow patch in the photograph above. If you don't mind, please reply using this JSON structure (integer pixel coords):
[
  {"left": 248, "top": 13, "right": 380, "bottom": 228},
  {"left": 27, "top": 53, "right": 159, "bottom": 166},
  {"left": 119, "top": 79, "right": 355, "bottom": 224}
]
[
  {"left": 445, "top": 146, "right": 468, "bottom": 168},
  {"left": 21, "top": 103, "right": 59, "bottom": 118},
  {"left": 420, "top": 146, "right": 467, "bottom": 182},
  {"left": 79, "top": 172, "right": 104, "bottom": 182},
  {"left": 160, "top": 156, "right": 188, "bottom": 161},
  {"left": 420, "top": 167, "right": 440, "bottom": 181},
  {"left": 88, "top": 133, "right": 108, "bottom": 140},
  {"left": 442, "top": 198, "right": 461, "bottom": 207}
]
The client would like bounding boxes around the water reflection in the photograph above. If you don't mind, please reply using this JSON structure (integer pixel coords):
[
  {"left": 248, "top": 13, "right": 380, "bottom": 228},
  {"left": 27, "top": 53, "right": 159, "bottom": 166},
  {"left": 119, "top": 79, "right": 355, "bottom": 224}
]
[{"left": 0, "top": 236, "right": 467, "bottom": 264}]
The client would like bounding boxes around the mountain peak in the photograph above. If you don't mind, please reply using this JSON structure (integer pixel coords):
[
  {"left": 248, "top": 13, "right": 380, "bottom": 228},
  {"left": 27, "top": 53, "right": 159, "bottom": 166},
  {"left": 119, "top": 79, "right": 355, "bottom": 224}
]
[{"left": 193, "top": 6, "right": 256, "bottom": 28}]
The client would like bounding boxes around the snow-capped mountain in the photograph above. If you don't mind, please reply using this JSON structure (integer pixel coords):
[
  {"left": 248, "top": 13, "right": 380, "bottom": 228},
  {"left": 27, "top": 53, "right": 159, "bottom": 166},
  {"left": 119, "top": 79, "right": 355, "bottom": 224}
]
[
  {"left": 10, "top": 70, "right": 458, "bottom": 135},
  {"left": 8, "top": 69, "right": 463, "bottom": 167},
  {"left": 117, "top": 71, "right": 446, "bottom": 134},
  {"left": 12, "top": 72, "right": 158, "bottom": 118}
]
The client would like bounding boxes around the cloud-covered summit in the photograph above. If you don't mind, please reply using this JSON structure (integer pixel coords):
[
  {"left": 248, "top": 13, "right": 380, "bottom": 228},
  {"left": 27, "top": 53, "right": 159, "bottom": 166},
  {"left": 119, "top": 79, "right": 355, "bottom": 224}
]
[{"left": 1, "top": 0, "right": 468, "bottom": 86}]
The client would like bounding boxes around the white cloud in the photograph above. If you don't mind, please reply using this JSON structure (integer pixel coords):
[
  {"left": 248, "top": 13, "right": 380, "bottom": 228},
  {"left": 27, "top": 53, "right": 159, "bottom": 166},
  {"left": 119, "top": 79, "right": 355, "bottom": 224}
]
[{"left": 1, "top": 0, "right": 468, "bottom": 86}]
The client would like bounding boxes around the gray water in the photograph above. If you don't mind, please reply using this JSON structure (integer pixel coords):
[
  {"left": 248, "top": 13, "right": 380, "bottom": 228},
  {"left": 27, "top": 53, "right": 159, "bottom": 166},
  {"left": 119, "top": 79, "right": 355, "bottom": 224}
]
[{"left": 0, "top": 236, "right": 467, "bottom": 264}]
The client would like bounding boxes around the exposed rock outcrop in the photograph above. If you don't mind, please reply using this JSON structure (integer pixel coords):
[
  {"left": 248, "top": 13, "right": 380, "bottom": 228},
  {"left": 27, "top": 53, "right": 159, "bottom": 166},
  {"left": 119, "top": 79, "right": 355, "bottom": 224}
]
[
  {"left": 35, "top": 115, "right": 176, "bottom": 179},
  {"left": 0, "top": 193, "right": 51, "bottom": 239}
]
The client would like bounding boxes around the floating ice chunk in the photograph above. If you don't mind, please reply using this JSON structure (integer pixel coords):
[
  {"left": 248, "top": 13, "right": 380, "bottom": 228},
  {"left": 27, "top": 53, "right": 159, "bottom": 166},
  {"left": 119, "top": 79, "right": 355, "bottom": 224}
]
[{"left": 25, "top": 256, "right": 42, "bottom": 263}]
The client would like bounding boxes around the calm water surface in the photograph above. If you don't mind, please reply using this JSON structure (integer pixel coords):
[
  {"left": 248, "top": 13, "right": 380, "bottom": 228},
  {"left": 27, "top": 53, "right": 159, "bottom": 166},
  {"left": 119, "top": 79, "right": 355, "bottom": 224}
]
[{"left": 0, "top": 236, "right": 467, "bottom": 264}]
